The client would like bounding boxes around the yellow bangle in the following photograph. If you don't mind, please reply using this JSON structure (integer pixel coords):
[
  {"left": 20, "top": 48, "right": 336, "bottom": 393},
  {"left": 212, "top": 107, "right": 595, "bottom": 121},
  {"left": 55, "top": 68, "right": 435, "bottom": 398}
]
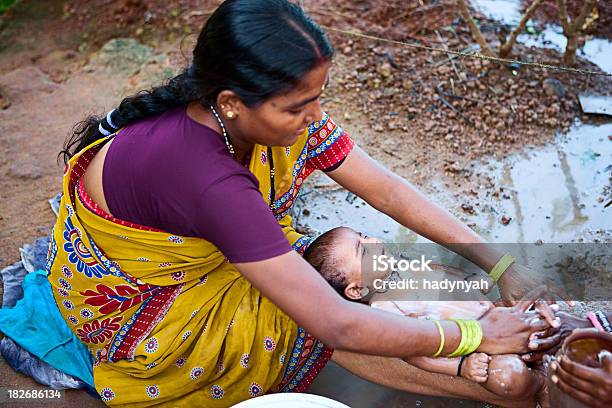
[
  {"left": 432, "top": 320, "right": 445, "bottom": 357},
  {"left": 489, "top": 254, "right": 515, "bottom": 283},
  {"left": 448, "top": 319, "right": 468, "bottom": 357},
  {"left": 448, "top": 319, "right": 483, "bottom": 357}
]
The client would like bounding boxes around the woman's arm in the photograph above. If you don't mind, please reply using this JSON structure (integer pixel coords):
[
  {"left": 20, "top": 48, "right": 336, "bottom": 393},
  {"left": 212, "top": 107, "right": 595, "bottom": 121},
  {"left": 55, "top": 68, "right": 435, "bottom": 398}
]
[
  {"left": 235, "top": 251, "right": 550, "bottom": 357},
  {"left": 326, "top": 147, "right": 550, "bottom": 305}
]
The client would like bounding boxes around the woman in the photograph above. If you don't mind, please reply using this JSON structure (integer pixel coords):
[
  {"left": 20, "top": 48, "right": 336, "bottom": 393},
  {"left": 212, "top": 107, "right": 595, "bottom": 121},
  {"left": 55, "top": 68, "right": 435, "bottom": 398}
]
[{"left": 50, "top": 0, "right": 556, "bottom": 406}]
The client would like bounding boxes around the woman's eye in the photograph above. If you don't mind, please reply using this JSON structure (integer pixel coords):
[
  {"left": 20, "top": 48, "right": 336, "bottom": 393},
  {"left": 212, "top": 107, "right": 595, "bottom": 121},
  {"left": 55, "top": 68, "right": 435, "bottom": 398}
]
[{"left": 289, "top": 109, "right": 303, "bottom": 115}]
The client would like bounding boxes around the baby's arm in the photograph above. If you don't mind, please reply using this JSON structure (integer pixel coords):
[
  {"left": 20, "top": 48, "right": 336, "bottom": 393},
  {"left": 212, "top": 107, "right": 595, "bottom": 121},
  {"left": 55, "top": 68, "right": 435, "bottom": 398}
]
[
  {"left": 404, "top": 356, "right": 461, "bottom": 377},
  {"left": 405, "top": 353, "right": 490, "bottom": 382}
]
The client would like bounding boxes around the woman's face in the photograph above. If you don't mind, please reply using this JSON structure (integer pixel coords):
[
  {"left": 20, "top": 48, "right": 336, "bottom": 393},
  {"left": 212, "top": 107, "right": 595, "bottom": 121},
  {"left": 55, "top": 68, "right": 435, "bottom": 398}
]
[{"left": 232, "top": 62, "right": 330, "bottom": 147}]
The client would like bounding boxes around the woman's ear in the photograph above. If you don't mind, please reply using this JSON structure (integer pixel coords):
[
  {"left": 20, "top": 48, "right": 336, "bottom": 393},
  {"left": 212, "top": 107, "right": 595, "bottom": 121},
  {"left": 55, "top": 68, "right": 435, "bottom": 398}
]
[
  {"left": 216, "top": 90, "right": 244, "bottom": 120},
  {"left": 345, "top": 282, "right": 369, "bottom": 301}
]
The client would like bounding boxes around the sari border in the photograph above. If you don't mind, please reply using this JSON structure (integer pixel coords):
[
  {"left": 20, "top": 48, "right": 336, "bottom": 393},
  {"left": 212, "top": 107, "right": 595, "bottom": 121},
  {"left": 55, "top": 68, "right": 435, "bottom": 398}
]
[{"left": 271, "top": 327, "right": 333, "bottom": 393}]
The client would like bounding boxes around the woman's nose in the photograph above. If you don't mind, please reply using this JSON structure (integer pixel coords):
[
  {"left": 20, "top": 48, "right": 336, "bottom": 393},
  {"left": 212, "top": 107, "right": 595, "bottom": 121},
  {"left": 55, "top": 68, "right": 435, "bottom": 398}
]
[{"left": 304, "top": 99, "right": 322, "bottom": 125}]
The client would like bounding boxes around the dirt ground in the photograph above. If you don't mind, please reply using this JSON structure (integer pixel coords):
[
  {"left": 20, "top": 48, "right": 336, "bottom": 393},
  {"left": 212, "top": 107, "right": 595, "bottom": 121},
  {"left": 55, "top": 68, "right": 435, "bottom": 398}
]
[{"left": 0, "top": 0, "right": 610, "bottom": 406}]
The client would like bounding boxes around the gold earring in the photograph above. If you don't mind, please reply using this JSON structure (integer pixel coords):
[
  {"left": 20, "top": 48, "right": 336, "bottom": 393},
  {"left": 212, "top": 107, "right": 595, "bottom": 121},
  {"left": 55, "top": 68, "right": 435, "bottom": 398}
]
[{"left": 226, "top": 111, "right": 235, "bottom": 119}]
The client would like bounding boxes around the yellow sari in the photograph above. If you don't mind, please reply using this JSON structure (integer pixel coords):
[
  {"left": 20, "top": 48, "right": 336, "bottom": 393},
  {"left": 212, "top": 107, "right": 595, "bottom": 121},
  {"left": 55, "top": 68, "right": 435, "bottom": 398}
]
[{"left": 46, "top": 113, "right": 354, "bottom": 406}]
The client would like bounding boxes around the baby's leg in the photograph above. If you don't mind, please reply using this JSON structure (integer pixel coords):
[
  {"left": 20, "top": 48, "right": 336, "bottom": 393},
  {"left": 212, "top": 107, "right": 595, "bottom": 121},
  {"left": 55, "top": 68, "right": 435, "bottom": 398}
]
[{"left": 484, "top": 355, "right": 544, "bottom": 399}]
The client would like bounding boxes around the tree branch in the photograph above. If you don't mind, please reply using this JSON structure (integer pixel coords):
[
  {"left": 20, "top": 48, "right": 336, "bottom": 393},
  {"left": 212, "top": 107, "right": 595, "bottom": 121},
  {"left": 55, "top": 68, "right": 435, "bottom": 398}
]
[
  {"left": 500, "top": 0, "right": 544, "bottom": 57},
  {"left": 556, "top": 0, "right": 571, "bottom": 34},
  {"left": 571, "top": 0, "right": 595, "bottom": 32},
  {"left": 456, "top": 0, "right": 494, "bottom": 57}
]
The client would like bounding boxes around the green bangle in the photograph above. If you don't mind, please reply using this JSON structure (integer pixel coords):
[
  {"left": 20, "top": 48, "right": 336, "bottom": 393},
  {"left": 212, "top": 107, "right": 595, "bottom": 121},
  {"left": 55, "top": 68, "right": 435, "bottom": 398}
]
[{"left": 489, "top": 254, "right": 515, "bottom": 283}]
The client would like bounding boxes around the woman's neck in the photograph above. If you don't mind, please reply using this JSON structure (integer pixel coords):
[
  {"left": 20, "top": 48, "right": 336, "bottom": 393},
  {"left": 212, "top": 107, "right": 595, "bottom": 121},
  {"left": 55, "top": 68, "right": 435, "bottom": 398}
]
[{"left": 187, "top": 102, "right": 254, "bottom": 165}]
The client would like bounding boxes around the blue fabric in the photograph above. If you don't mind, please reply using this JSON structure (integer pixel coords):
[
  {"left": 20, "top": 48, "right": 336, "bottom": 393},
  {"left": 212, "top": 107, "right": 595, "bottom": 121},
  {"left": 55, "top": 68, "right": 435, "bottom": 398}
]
[{"left": 0, "top": 270, "right": 94, "bottom": 388}]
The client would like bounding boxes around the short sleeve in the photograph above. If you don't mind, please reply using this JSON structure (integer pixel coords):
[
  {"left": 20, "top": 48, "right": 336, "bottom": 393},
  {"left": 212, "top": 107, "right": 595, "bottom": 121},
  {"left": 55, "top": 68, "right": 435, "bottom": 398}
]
[
  {"left": 305, "top": 113, "right": 355, "bottom": 171},
  {"left": 193, "top": 172, "right": 292, "bottom": 263}
]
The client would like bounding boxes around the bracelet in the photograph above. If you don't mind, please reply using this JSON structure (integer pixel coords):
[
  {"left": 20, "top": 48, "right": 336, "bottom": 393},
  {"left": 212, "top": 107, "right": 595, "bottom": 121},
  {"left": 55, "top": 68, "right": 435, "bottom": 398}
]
[
  {"left": 432, "top": 320, "right": 445, "bottom": 357},
  {"left": 489, "top": 254, "right": 515, "bottom": 283},
  {"left": 595, "top": 311, "right": 612, "bottom": 333},
  {"left": 457, "top": 355, "right": 467, "bottom": 377},
  {"left": 448, "top": 319, "right": 483, "bottom": 357},
  {"left": 587, "top": 312, "right": 605, "bottom": 332}
]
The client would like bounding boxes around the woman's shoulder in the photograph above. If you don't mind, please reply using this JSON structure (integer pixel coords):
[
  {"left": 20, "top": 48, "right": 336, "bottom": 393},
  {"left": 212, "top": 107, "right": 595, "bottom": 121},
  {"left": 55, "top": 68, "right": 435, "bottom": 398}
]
[{"left": 106, "top": 105, "right": 258, "bottom": 209}]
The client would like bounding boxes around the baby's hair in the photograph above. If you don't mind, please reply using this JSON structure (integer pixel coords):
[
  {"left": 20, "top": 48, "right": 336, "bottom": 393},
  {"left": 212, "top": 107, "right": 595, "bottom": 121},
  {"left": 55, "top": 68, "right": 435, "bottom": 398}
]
[{"left": 303, "top": 227, "right": 351, "bottom": 300}]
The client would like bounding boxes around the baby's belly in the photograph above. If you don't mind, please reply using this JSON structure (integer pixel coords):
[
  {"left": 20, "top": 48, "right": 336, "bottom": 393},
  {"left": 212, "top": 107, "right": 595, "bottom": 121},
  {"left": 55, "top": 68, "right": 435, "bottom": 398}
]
[{"left": 371, "top": 300, "right": 493, "bottom": 320}]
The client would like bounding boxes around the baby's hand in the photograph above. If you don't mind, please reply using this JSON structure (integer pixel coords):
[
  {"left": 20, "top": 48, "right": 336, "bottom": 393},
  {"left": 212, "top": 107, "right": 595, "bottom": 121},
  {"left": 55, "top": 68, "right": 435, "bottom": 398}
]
[{"left": 460, "top": 353, "right": 490, "bottom": 383}]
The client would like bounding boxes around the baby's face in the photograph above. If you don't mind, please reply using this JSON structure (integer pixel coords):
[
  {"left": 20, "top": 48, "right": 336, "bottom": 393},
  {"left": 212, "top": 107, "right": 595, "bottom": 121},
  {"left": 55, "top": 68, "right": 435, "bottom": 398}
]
[{"left": 331, "top": 227, "right": 388, "bottom": 295}]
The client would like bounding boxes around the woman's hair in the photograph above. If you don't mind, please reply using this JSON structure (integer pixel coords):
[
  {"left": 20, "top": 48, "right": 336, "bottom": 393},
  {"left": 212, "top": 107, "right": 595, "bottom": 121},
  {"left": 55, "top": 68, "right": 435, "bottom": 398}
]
[
  {"left": 59, "top": 0, "right": 334, "bottom": 164},
  {"left": 303, "top": 227, "right": 352, "bottom": 301}
]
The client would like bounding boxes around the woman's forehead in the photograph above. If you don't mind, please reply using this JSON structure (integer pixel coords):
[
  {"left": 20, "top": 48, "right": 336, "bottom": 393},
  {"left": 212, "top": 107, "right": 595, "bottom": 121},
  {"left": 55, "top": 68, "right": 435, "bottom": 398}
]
[{"left": 272, "top": 63, "right": 330, "bottom": 106}]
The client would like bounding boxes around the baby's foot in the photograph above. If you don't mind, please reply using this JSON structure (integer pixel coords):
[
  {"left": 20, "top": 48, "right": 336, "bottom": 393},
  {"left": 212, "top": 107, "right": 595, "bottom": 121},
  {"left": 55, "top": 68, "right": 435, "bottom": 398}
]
[{"left": 460, "top": 352, "right": 490, "bottom": 383}]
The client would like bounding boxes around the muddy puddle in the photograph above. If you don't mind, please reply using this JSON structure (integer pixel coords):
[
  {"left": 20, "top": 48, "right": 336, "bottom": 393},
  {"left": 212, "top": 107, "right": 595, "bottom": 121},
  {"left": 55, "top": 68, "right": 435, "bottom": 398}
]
[
  {"left": 295, "top": 122, "right": 611, "bottom": 245},
  {"left": 464, "top": 122, "right": 612, "bottom": 242}
]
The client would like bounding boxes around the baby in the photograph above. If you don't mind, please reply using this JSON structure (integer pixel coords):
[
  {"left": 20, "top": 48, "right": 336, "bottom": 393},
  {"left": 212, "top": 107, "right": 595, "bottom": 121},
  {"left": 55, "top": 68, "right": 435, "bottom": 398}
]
[{"left": 303, "top": 226, "right": 545, "bottom": 399}]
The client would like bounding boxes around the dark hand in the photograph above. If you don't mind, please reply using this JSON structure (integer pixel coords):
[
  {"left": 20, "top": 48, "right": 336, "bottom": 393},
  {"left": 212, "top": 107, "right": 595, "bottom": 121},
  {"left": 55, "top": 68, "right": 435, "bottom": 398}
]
[
  {"left": 497, "top": 264, "right": 574, "bottom": 308},
  {"left": 525, "top": 312, "right": 593, "bottom": 362},
  {"left": 478, "top": 304, "right": 550, "bottom": 355},
  {"left": 551, "top": 330, "right": 612, "bottom": 407}
]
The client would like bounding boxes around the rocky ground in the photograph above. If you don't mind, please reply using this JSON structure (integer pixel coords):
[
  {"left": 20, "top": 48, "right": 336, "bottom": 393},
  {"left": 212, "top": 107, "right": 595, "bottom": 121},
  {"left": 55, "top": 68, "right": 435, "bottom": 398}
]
[{"left": 0, "top": 0, "right": 610, "bottom": 406}]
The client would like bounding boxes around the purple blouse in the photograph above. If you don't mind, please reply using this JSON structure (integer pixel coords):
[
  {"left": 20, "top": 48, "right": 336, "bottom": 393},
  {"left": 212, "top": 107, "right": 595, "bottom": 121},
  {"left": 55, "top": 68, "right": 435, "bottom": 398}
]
[{"left": 102, "top": 105, "right": 292, "bottom": 263}]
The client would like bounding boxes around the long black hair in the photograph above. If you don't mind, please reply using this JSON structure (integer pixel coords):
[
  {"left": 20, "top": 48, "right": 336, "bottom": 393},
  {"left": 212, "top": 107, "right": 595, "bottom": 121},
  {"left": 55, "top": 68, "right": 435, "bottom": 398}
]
[{"left": 59, "top": 0, "right": 334, "bottom": 164}]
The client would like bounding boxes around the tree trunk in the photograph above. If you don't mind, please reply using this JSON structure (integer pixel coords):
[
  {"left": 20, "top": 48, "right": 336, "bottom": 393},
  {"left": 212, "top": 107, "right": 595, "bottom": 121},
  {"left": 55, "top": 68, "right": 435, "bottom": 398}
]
[
  {"left": 455, "top": 0, "right": 494, "bottom": 57},
  {"left": 556, "top": 0, "right": 595, "bottom": 66},
  {"left": 564, "top": 34, "right": 578, "bottom": 65}
]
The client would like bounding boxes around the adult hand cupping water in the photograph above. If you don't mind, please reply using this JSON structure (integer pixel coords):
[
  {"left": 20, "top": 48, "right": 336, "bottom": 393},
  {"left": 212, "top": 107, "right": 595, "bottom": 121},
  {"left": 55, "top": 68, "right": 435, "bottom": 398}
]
[{"left": 550, "top": 329, "right": 612, "bottom": 407}]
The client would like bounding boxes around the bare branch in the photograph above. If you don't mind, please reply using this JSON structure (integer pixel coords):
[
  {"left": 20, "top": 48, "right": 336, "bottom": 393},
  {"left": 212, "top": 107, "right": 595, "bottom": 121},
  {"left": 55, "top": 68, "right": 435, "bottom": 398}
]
[
  {"left": 455, "top": 0, "right": 494, "bottom": 57},
  {"left": 556, "top": 0, "right": 571, "bottom": 33},
  {"left": 571, "top": 0, "right": 596, "bottom": 32},
  {"left": 500, "top": 0, "right": 544, "bottom": 57}
]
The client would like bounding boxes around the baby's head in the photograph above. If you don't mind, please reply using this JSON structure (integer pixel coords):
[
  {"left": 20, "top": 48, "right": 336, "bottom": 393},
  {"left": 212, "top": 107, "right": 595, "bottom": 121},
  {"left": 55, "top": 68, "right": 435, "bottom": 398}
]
[{"left": 303, "top": 227, "right": 387, "bottom": 302}]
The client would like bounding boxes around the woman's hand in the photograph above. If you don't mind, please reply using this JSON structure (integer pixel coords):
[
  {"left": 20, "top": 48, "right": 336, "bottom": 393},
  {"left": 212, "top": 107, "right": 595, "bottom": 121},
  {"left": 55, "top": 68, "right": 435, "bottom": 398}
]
[
  {"left": 498, "top": 263, "right": 574, "bottom": 308},
  {"left": 477, "top": 305, "right": 550, "bottom": 354},
  {"left": 550, "top": 329, "right": 612, "bottom": 408}
]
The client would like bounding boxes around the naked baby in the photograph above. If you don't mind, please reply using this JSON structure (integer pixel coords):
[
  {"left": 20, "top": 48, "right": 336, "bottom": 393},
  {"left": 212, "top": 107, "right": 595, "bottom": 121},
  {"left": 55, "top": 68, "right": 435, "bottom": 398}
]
[{"left": 303, "top": 226, "right": 548, "bottom": 400}]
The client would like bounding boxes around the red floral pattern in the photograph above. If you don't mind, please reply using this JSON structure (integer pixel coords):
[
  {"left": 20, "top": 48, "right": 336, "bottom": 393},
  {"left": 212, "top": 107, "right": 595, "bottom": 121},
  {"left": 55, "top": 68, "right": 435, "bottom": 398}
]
[
  {"left": 77, "top": 316, "right": 122, "bottom": 344},
  {"left": 80, "top": 283, "right": 160, "bottom": 315}
]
